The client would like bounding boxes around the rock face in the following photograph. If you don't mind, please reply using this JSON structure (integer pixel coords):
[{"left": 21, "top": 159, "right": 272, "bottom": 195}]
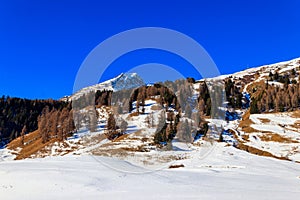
[{"left": 112, "top": 73, "right": 145, "bottom": 91}]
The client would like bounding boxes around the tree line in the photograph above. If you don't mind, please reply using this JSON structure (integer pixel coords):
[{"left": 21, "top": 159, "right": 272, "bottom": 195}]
[
  {"left": 250, "top": 75, "right": 300, "bottom": 114},
  {"left": 0, "top": 96, "right": 69, "bottom": 146},
  {"left": 37, "top": 106, "right": 75, "bottom": 143}
]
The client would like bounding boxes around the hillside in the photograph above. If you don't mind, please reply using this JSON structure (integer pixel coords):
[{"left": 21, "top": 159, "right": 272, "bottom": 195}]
[{"left": 2, "top": 57, "right": 300, "bottom": 164}]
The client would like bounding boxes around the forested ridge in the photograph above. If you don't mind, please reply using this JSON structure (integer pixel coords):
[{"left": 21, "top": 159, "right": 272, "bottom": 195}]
[
  {"left": 0, "top": 96, "right": 69, "bottom": 147},
  {"left": 250, "top": 70, "right": 300, "bottom": 114}
]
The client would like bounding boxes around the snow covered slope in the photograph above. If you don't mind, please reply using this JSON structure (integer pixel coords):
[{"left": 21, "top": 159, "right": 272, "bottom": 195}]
[
  {"left": 236, "top": 111, "right": 300, "bottom": 162},
  {"left": 0, "top": 144, "right": 300, "bottom": 200},
  {"left": 208, "top": 57, "right": 300, "bottom": 92}
]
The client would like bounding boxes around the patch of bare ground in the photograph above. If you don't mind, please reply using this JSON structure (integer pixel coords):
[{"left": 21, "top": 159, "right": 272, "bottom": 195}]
[
  {"left": 229, "top": 129, "right": 250, "bottom": 142},
  {"left": 290, "top": 121, "right": 300, "bottom": 130},
  {"left": 291, "top": 110, "right": 300, "bottom": 118},
  {"left": 238, "top": 110, "right": 259, "bottom": 133},
  {"left": 92, "top": 148, "right": 130, "bottom": 157},
  {"left": 258, "top": 118, "right": 271, "bottom": 123},
  {"left": 81, "top": 133, "right": 106, "bottom": 146},
  {"left": 121, "top": 145, "right": 150, "bottom": 152},
  {"left": 7, "top": 130, "right": 62, "bottom": 160},
  {"left": 92, "top": 147, "right": 188, "bottom": 166},
  {"left": 112, "top": 134, "right": 129, "bottom": 142},
  {"left": 259, "top": 132, "right": 299, "bottom": 143},
  {"left": 169, "top": 164, "right": 184, "bottom": 169},
  {"left": 130, "top": 129, "right": 143, "bottom": 136},
  {"left": 237, "top": 141, "right": 289, "bottom": 161},
  {"left": 151, "top": 104, "right": 162, "bottom": 111},
  {"left": 128, "top": 112, "right": 139, "bottom": 117}
]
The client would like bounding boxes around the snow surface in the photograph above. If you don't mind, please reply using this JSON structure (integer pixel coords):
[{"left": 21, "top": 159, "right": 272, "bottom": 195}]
[{"left": 1, "top": 143, "right": 300, "bottom": 200}]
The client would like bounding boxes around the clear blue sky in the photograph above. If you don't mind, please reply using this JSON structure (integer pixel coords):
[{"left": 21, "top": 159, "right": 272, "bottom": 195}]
[{"left": 1, "top": 0, "right": 300, "bottom": 99}]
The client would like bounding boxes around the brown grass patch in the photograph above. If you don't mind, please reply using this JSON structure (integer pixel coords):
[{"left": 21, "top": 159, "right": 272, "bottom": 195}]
[
  {"left": 241, "top": 134, "right": 250, "bottom": 142},
  {"left": 132, "top": 129, "right": 143, "bottom": 136},
  {"left": 7, "top": 130, "right": 61, "bottom": 160},
  {"left": 113, "top": 134, "right": 129, "bottom": 142},
  {"left": 238, "top": 110, "right": 259, "bottom": 133},
  {"left": 128, "top": 112, "right": 139, "bottom": 117},
  {"left": 242, "top": 126, "right": 260, "bottom": 133},
  {"left": 290, "top": 121, "right": 300, "bottom": 129},
  {"left": 8, "top": 130, "right": 39, "bottom": 150},
  {"left": 258, "top": 118, "right": 271, "bottom": 123},
  {"left": 237, "top": 142, "right": 289, "bottom": 161},
  {"left": 151, "top": 105, "right": 162, "bottom": 111},
  {"left": 241, "top": 110, "right": 250, "bottom": 121},
  {"left": 291, "top": 110, "right": 300, "bottom": 118},
  {"left": 231, "top": 128, "right": 289, "bottom": 161},
  {"left": 259, "top": 133, "right": 299, "bottom": 143}
]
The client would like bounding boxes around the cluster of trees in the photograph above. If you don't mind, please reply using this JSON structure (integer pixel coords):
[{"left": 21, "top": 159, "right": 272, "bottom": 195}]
[
  {"left": 129, "top": 84, "right": 180, "bottom": 113},
  {"left": 250, "top": 80, "right": 300, "bottom": 114},
  {"left": 95, "top": 90, "right": 113, "bottom": 107},
  {"left": 153, "top": 110, "right": 209, "bottom": 145},
  {"left": 197, "top": 81, "right": 211, "bottom": 116},
  {"left": 198, "top": 81, "right": 225, "bottom": 118},
  {"left": 197, "top": 79, "right": 245, "bottom": 117},
  {"left": 0, "top": 96, "right": 68, "bottom": 146},
  {"left": 73, "top": 90, "right": 113, "bottom": 110},
  {"left": 268, "top": 69, "right": 299, "bottom": 87},
  {"left": 224, "top": 78, "right": 243, "bottom": 108},
  {"left": 177, "top": 111, "right": 209, "bottom": 143},
  {"left": 153, "top": 111, "right": 179, "bottom": 145},
  {"left": 105, "top": 113, "right": 128, "bottom": 140},
  {"left": 37, "top": 106, "right": 75, "bottom": 143}
]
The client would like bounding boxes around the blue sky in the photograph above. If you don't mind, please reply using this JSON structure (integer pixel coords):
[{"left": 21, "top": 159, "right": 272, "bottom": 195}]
[{"left": 0, "top": 0, "right": 300, "bottom": 99}]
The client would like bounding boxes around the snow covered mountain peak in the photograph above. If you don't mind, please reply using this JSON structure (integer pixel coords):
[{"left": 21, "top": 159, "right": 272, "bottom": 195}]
[
  {"left": 71, "top": 72, "right": 145, "bottom": 100},
  {"left": 110, "top": 72, "right": 144, "bottom": 91}
]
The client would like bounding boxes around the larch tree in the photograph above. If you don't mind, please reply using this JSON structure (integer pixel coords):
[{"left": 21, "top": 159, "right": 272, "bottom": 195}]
[{"left": 20, "top": 125, "right": 26, "bottom": 145}]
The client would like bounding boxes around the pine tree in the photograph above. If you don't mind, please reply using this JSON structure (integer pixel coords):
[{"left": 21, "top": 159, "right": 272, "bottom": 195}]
[
  {"left": 39, "top": 107, "right": 49, "bottom": 143},
  {"left": 291, "top": 93, "right": 298, "bottom": 109},
  {"left": 219, "top": 132, "right": 224, "bottom": 142},
  {"left": 20, "top": 125, "right": 26, "bottom": 145},
  {"left": 107, "top": 113, "right": 116, "bottom": 131},
  {"left": 145, "top": 112, "right": 154, "bottom": 128},
  {"left": 153, "top": 111, "right": 167, "bottom": 144},
  {"left": 105, "top": 113, "right": 118, "bottom": 140},
  {"left": 119, "top": 118, "right": 128, "bottom": 133},
  {"left": 185, "top": 104, "right": 192, "bottom": 118},
  {"left": 177, "top": 119, "right": 192, "bottom": 143},
  {"left": 88, "top": 109, "right": 97, "bottom": 133}
]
